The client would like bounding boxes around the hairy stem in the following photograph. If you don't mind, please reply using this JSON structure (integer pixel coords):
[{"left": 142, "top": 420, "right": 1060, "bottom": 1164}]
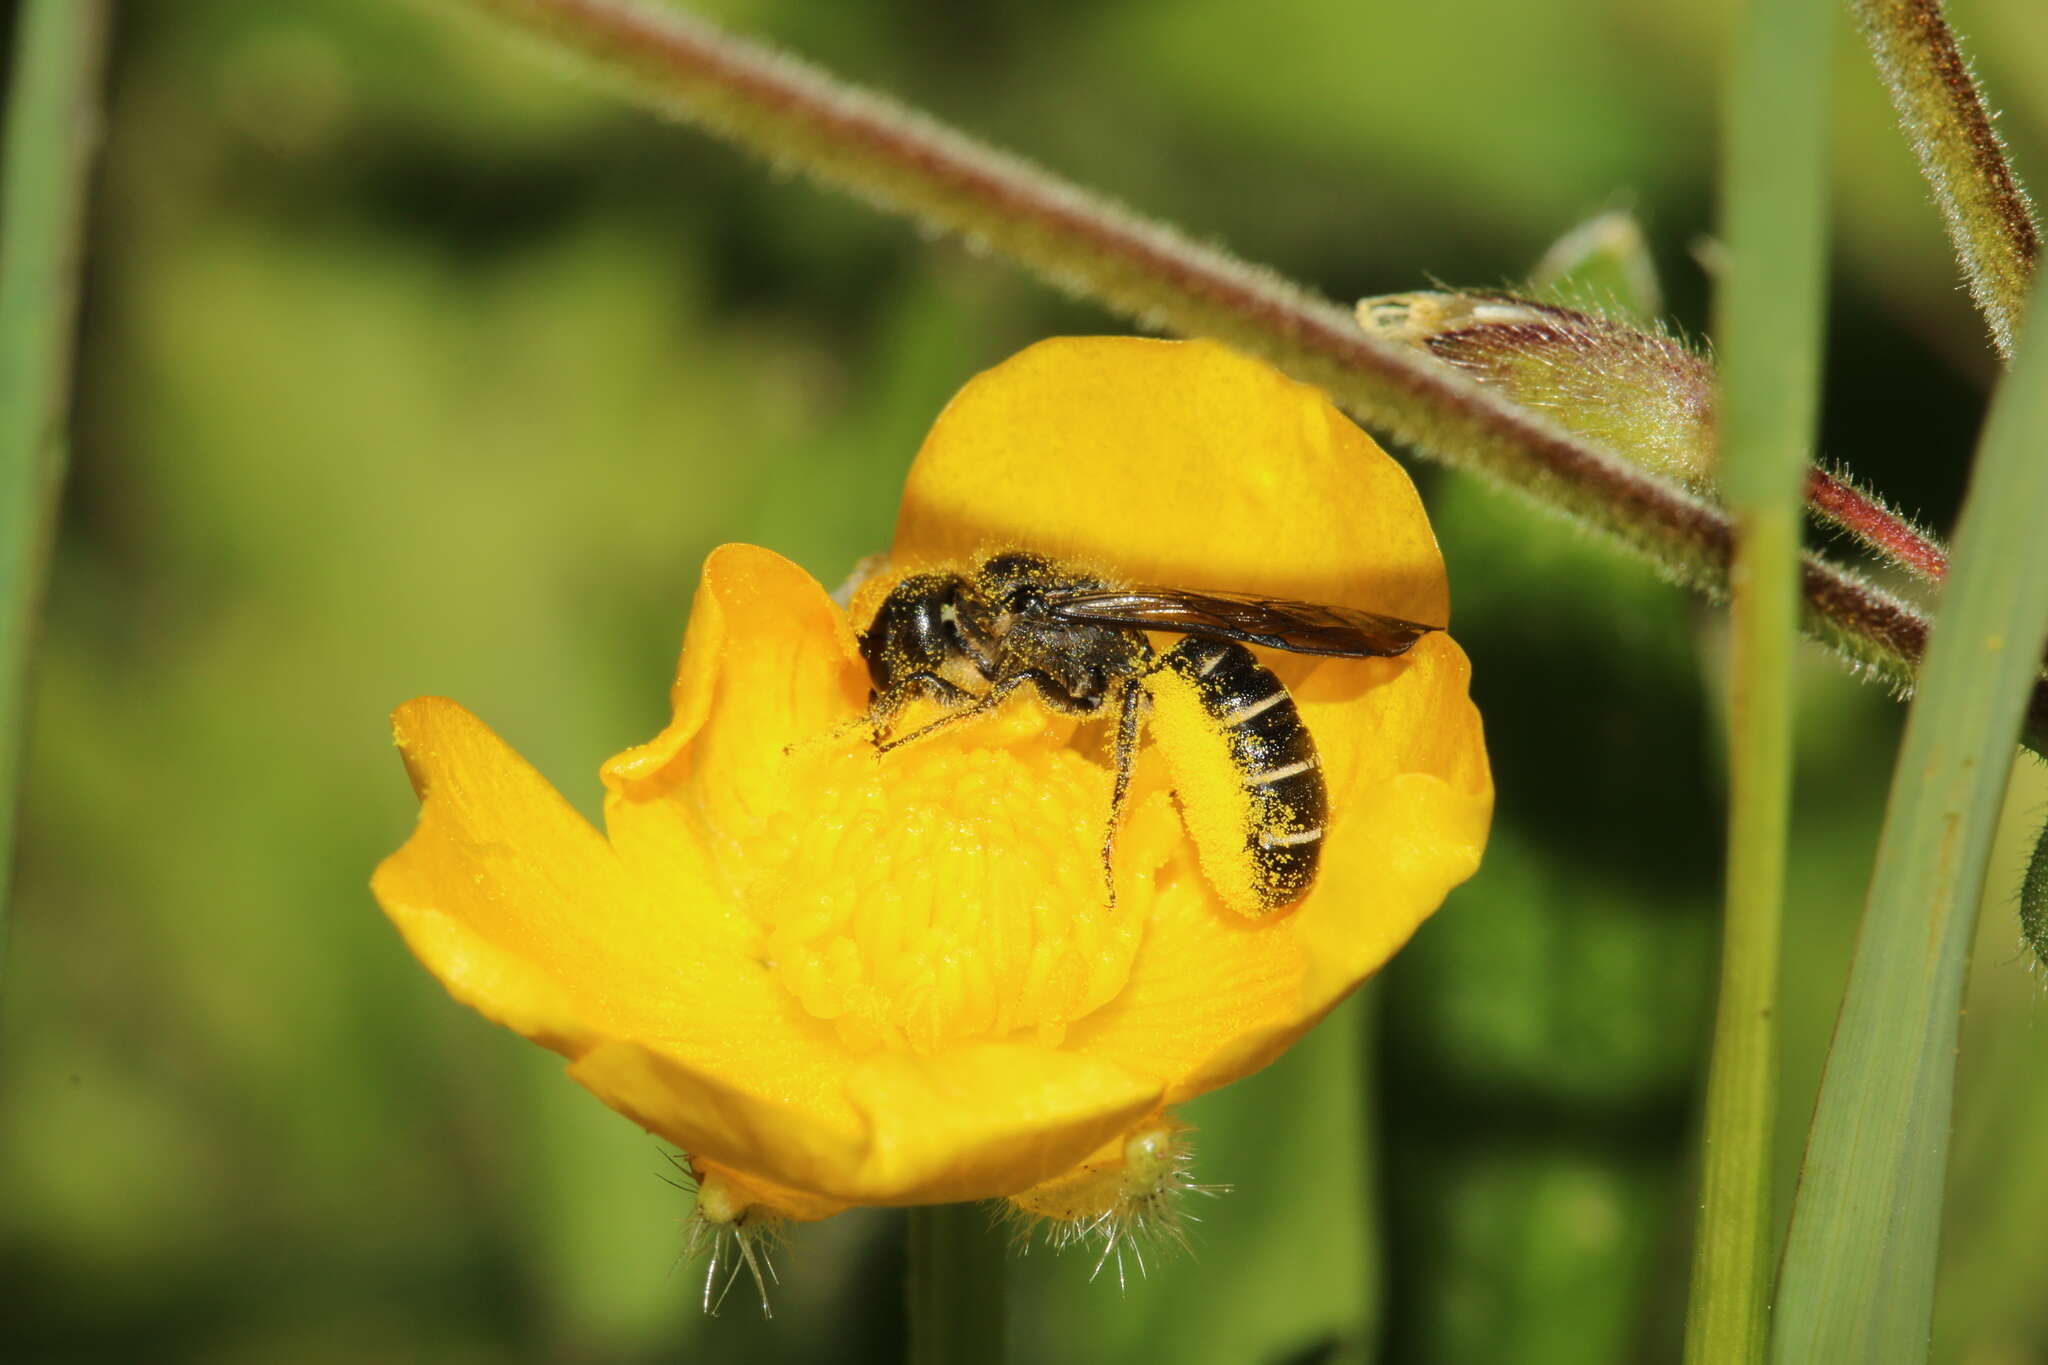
[
  {"left": 1853, "top": 0, "right": 2040, "bottom": 361},
  {"left": 1806, "top": 467, "right": 1948, "bottom": 582},
  {"left": 438, "top": 0, "right": 2045, "bottom": 749}
]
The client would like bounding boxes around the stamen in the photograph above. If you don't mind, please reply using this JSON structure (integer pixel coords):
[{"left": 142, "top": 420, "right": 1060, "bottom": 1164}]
[{"left": 736, "top": 730, "right": 1160, "bottom": 1051}]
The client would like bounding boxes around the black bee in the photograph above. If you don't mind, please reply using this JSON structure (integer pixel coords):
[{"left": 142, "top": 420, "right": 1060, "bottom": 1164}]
[{"left": 856, "top": 551, "right": 1439, "bottom": 915}]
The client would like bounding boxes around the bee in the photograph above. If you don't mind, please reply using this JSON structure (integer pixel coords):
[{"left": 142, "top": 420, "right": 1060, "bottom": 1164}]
[{"left": 856, "top": 551, "right": 1440, "bottom": 915}]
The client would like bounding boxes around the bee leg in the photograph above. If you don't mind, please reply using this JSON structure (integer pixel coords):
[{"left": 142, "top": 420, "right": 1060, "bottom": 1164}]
[
  {"left": 873, "top": 696, "right": 990, "bottom": 753},
  {"left": 784, "top": 681, "right": 964, "bottom": 760},
  {"left": 1100, "top": 676, "right": 1145, "bottom": 908},
  {"left": 873, "top": 671, "right": 1034, "bottom": 753},
  {"left": 785, "top": 711, "right": 886, "bottom": 759},
  {"left": 868, "top": 672, "right": 982, "bottom": 750},
  {"left": 873, "top": 668, "right": 1072, "bottom": 754}
]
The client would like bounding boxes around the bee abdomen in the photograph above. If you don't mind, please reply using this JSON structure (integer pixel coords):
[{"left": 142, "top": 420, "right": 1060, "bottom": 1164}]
[{"left": 1147, "top": 639, "right": 1326, "bottom": 915}]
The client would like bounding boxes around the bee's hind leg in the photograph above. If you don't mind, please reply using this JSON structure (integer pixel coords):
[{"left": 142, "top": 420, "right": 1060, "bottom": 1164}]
[{"left": 1100, "top": 677, "right": 1145, "bottom": 909}]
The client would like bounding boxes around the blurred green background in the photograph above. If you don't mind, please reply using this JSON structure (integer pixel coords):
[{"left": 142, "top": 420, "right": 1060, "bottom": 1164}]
[{"left": 4, "top": 0, "right": 2047, "bottom": 1361}]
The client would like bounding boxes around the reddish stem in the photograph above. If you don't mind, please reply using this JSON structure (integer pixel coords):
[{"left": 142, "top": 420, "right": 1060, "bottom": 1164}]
[{"left": 1805, "top": 468, "right": 1949, "bottom": 582}]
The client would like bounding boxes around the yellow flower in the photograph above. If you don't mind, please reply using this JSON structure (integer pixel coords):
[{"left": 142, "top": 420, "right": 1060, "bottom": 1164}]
[{"left": 372, "top": 337, "right": 1491, "bottom": 1235}]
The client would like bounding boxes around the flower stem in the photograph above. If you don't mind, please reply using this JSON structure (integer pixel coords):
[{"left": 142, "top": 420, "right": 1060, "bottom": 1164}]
[
  {"left": 1853, "top": 0, "right": 2040, "bottom": 362},
  {"left": 906, "top": 1204, "right": 1007, "bottom": 1365},
  {"left": 0, "top": 0, "right": 110, "bottom": 956},
  {"left": 430, "top": 0, "right": 2044, "bottom": 748},
  {"left": 1683, "top": 0, "right": 1831, "bottom": 1355}
]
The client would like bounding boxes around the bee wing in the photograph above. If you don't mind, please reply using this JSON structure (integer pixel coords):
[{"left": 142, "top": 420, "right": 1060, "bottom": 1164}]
[{"left": 1044, "top": 587, "right": 1441, "bottom": 658}]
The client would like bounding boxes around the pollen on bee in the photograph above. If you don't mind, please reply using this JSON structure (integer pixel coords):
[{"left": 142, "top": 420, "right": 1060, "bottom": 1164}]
[{"left": 1142, "top": 668, "right": 1271, "bottom": 917}]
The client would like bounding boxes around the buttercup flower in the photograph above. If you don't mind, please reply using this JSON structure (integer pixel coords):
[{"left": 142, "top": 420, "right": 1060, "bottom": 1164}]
[{"left": 372, "top": 337, "right": 1491, "bottom": 1249}]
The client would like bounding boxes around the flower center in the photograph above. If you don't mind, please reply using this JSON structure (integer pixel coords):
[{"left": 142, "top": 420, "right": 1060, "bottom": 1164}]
[{"left": 737, "top": 709, "right": 1173, "bottom": 1054}]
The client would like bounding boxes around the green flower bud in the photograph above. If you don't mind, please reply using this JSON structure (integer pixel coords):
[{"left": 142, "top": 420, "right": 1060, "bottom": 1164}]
[{"left": 1358, "top": 292, "right": 1717, "bottom": 492}]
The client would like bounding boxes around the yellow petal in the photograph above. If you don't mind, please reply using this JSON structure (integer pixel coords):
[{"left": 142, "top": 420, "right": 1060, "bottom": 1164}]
[
  {"left": 598, "top": 544, "right": 867, "bottom": 966},
  {"left": 691, "top": 1160, "right": 848, "bottom": 1225},
  {"left": 1291, "top": 632, "right": 1492, "bottom": 1017},
  {"left": 892, "top": 336, "right": 1449, "bottom": 626},
  {"left": 836, "top": 1045, "right": 1160, "bottom": 1203},
  {"left": 373, "top": 696, "right": 866, "bottom": 1162},
  {"left": 602, "top": 542, "right": 867, "bottom": 825},
  {"left": 571, "top": 1037, "right": 1162, "bottom": 1205},
  {"left": 1061, "top": 869, "right": 1305, "bottom": 1089},
  {"left": 373, "top": 696, "right": 676, "bottom": 1052}
]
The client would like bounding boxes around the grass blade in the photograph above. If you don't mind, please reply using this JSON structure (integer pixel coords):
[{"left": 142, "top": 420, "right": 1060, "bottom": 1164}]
[
  {"left": 1683, "top": 0, "right": 1831, "bottom": 1356},
  {"left": 1771, "top": 269, "right": 2048, "bottom": 1361},
  {"left": 0, "top": 0, "right": 111, "bottom": 950}
]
